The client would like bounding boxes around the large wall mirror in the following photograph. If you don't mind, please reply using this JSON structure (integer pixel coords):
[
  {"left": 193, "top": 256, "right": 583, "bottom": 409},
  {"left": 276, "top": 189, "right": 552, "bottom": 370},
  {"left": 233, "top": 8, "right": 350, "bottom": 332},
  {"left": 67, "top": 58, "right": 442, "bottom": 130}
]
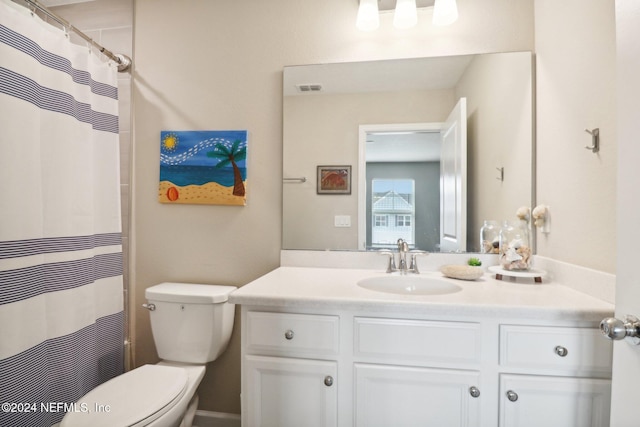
[{"left": 283, "top": 51, "right": 534, "bottom": 253}]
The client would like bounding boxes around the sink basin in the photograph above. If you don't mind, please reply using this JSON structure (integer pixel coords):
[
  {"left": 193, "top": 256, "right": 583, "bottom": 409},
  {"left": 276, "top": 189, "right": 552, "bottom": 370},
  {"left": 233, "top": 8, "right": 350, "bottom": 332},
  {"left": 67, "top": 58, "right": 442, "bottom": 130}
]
[{"left": 357, "top": 275, "right": 462, "bottom": 296}]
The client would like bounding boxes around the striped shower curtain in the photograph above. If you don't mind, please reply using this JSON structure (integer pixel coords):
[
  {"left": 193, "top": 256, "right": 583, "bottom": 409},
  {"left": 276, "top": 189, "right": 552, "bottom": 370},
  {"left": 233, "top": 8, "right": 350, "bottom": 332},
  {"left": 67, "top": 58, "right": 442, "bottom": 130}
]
[{"left": 0, "top": 1, "right": 124, "bottom": 426}]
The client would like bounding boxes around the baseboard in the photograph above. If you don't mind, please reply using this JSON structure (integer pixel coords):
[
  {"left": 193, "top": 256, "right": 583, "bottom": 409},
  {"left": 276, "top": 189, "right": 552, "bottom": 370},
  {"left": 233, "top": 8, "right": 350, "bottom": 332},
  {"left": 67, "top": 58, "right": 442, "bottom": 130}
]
[{"left": 192, "top": 410, "right": 241, "bottom": 427}]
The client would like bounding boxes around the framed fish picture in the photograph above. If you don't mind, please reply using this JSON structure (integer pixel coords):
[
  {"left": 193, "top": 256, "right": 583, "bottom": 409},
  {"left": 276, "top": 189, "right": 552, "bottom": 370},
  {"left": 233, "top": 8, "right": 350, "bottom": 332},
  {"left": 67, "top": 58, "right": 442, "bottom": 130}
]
[
  {"left": 317, "top": 165, "right": 351, "bottom": 195},
  {"left": 159, "top": 130, "right": 248, "bottom": 206}
]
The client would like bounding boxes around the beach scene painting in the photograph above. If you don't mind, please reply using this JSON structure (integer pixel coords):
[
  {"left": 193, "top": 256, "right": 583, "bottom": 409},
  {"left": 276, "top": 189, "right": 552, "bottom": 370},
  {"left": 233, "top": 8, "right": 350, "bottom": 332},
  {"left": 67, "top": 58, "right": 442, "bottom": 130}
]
[{"left": 159, "top": 130, "right": 248, "bottom": 206}]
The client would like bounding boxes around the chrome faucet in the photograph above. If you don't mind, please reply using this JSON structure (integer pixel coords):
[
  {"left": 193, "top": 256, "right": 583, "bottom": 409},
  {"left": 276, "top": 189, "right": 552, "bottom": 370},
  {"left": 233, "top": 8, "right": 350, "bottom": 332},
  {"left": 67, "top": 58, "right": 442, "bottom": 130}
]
[
  {"left": 397, "top": 238, "right": 409, "bottom": 273},
  {"left": 379, "top": 238, "right": 426, "bottom": 274}
]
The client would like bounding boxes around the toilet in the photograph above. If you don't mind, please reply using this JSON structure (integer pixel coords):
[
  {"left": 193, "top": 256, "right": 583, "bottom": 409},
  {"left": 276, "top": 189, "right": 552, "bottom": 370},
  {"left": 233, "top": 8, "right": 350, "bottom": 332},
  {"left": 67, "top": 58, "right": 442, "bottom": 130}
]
[{"left": 61, "top": 282, "right": 237, "bottom": 427}]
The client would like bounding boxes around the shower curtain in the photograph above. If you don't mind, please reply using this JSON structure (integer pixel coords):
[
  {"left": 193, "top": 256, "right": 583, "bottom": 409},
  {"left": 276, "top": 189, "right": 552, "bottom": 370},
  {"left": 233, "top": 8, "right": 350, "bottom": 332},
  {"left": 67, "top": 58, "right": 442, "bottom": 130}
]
[{"left": 0, "top": 1, "right": 124, "bottom": 426}]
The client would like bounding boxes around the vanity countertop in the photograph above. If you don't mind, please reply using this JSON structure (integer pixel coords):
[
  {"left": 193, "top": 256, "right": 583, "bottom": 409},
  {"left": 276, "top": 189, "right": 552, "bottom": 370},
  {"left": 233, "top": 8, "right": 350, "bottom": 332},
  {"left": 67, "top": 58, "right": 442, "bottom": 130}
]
[{"left": 229, "top": 266, "right": 614, "bottom": 321}]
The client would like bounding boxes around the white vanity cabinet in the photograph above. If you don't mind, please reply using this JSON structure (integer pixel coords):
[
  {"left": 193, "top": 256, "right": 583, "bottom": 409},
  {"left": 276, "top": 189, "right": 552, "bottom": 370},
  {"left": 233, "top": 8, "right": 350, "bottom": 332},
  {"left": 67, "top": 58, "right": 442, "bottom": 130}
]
[
  {"left": 498, "top": 375, "right": 611, "bottom": 427},
  {"left": 352, "top": 317, "right": 482, "bottom": 427},
  {"left": 244, "top": 355, "right": 337, "bottom": 427},
  {"left": 354, "top": 364, "right": 481, "bottom": 427},
  {"left": 240, "top": 307, "right": 613, "bottom": 427},
  {"left": 242, "top": 311, "right": 340, "bottom": 427},
  {"left": 232, "top": 266, "right": 615, "bottom": 427},
  {"left": 497, "top": 325, "right": 613, "bottom": 426}
]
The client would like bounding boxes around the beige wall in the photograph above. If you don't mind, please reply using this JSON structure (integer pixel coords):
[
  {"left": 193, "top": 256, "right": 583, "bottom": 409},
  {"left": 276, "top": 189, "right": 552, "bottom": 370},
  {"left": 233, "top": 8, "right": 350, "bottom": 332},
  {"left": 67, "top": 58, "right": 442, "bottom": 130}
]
[
  {"left": 132, "top": 0, "right": 535, "bottom": 414},
  {"left": 534, "top": 0, "right": 617, "bottom": 273},
  {"left": 456, "top": 52, "right": 534, "bottom": 248},
  {"left": 283, "top": 89, "right": 454, "bottom": 250}
]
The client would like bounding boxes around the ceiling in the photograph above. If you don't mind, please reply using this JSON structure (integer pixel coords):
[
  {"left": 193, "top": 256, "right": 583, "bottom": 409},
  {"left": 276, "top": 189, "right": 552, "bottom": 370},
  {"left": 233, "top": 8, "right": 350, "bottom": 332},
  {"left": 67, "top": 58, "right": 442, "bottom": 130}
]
[{"left": 283, "top": 55, "right": 473, "bottom": 96}]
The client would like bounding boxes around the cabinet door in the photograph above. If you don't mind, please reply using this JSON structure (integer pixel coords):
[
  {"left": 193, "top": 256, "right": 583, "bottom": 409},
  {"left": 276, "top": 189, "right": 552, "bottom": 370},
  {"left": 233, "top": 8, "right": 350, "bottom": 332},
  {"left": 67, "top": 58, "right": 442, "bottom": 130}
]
[
  {"left": 354, "top": 364, "right": 481, "bottom": 427},
  {"left": 499, "top": 374, "right": 611, "bottom": 427},
  {"left": 245, "top": 355, "right": 337, "bottom": 427}
]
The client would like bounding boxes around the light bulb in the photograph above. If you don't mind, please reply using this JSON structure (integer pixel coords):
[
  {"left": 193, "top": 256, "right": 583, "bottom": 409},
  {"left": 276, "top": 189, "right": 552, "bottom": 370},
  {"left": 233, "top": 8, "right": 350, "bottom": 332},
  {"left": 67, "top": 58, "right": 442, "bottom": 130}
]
[
  {"left": 356, "top": 0, "right": 380, "bottom": 32},
  {"left": 433, "top": 0, "right": 458, "bottom": 26},
  {"left": 394, "top": 0, "right": 418, "bottom": 29}
]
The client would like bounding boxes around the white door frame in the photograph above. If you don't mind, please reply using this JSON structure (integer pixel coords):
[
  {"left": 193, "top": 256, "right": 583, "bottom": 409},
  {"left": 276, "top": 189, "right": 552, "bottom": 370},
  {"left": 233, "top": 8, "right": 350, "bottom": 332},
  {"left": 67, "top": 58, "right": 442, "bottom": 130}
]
[{"left": 610, "top": 1, "right": 640, "bottom": 424}]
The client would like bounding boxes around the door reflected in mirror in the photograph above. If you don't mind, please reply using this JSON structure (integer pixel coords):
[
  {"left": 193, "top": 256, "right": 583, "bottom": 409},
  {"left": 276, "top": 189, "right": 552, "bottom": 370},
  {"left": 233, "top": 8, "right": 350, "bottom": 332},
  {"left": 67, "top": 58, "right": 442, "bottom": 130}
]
[{"left": 283, "top": 52, "right": 534, "bottom": 253}]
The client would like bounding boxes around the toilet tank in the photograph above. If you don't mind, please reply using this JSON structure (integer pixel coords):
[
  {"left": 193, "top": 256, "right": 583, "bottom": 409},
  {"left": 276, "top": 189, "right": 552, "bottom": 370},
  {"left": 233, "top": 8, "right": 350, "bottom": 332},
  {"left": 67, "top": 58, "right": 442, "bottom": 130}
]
[{"left": 145, "top": 282, "right": 237, "bottom": 364}]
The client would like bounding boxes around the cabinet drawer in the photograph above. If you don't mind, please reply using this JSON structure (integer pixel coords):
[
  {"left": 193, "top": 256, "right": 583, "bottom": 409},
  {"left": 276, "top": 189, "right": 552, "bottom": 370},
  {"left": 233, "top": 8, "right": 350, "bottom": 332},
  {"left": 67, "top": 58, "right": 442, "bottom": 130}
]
[
  {"left": 500, "top": 325, "right": 613, "bottom": 375},
  {"left": 246, "top": 311, "right": 340, "bottom": 358},
  {"left": 354, "top": 317, "right": 481, "bottom": 366}
]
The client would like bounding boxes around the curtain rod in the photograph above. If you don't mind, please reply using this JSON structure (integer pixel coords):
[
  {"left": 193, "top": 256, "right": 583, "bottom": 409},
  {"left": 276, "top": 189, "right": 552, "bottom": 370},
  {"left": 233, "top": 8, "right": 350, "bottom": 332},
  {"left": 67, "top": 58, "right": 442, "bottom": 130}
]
[{"left": 19, "top": 0, "right": 132, "bottom": 72}]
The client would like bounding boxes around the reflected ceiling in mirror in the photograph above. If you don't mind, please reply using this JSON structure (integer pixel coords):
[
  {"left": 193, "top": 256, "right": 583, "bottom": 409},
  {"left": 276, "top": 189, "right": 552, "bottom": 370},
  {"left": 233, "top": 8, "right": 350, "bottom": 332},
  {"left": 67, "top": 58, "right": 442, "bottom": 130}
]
[{"left": 283, "top": 52, "right": 535, "bottom": 253}]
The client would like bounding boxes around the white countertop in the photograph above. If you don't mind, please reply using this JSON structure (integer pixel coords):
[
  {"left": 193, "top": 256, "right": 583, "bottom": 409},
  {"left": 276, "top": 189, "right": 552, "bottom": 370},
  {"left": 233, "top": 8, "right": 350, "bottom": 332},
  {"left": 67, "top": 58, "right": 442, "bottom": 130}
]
[{"left": 229, "top": 266, "right": 614, "bottom": 321}]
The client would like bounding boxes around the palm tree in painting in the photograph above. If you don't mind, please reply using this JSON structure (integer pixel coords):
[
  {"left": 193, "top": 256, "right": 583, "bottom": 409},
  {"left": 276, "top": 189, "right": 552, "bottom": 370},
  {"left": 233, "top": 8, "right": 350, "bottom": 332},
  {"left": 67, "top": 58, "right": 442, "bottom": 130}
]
[{"left": 207, "top": 139, "right": 247, "bottom": 197}]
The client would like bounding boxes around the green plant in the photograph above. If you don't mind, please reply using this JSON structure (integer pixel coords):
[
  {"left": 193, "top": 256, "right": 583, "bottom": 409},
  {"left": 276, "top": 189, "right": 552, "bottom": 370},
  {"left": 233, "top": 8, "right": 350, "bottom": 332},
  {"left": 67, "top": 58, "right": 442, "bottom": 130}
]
[{"left": 467, "top": 257, "right": 482, "bottom": 267}]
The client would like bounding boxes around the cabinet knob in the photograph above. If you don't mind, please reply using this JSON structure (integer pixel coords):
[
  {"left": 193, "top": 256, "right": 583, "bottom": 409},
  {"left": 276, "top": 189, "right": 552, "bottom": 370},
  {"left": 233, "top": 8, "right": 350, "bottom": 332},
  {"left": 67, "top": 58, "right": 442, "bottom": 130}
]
[
  {"left": 284, "top": 330, "right": 294, "bottom": 340},
  {"left": 506, "top": 390, "right": 519, "bottom": 402},
  {"left": 324, "top": 375, "right": 334, "bottom": 387},
  {"left": 554, "top": 345, "right": 568, "bottom": 357},
  {"left": 469, "top": 386, "right": 481, "bottom": 398}
]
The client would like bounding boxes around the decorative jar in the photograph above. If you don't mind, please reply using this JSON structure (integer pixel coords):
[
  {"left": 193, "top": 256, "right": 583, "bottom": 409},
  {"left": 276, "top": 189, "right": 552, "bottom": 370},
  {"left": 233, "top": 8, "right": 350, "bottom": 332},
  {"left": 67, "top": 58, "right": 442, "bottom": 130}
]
[
  {"left": 499, "top": 220, "right": 531, "bottom": 270},
  {"left": 480, "top": 220, "right": 500, "bottom": 254}
]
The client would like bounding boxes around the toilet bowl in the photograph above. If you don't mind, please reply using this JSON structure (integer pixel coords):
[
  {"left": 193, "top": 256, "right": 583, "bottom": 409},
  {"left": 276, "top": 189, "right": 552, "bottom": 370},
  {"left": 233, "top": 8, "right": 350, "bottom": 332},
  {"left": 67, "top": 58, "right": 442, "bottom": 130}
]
[{"left": 61, "top": 283, "right": 236, "bottom": 427}]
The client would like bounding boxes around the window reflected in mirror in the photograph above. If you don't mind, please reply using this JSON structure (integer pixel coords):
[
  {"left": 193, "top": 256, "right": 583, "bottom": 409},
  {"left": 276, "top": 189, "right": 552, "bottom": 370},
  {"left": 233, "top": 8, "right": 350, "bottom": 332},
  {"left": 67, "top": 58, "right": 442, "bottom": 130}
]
[{"left": 370, "top": 179, "right": 416, "bottom": 249}]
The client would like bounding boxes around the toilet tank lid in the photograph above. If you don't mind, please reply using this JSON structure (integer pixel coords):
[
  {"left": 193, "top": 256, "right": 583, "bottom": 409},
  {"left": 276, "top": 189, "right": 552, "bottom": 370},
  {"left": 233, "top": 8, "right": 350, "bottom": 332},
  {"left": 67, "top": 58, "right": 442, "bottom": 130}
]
[{"left": 146, "top": 282, "right": 237, "bottom": 303}]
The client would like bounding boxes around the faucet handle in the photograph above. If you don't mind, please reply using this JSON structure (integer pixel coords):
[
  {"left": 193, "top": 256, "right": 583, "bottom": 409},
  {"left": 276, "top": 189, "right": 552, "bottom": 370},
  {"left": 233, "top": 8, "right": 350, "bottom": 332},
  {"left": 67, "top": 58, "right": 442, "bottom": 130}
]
[
  {"left": 378, "top": 250, "right": 396, "bottom": 273},
  {"left": 408, "top": 250, "right": 428, "bottom": 274}
]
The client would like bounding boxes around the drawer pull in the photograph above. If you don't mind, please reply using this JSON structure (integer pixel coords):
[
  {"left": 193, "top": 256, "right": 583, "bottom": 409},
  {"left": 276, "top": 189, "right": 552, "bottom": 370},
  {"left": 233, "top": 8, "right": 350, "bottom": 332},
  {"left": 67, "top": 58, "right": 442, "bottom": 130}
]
[
  {"left": 554, "top": 345, "right": 568, "bottom": 357},
  {"left": 284, "top": 330, "right": 294, "bottom": 340},
  {"left": 506, "top": 390, "right": 519, "bottom": 402},
  {"left": 469, "top": 386, "right": 480, "bottom": 398},
  {"left": 324, "top": 375, "right": 334, "bottom": 387}
]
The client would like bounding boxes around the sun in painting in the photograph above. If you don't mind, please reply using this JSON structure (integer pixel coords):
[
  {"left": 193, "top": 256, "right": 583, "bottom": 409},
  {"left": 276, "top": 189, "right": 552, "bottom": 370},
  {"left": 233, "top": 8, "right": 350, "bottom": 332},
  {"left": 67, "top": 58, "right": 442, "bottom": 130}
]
[{"left": 162, "top": 133, "right": 178, "bottom": 152}]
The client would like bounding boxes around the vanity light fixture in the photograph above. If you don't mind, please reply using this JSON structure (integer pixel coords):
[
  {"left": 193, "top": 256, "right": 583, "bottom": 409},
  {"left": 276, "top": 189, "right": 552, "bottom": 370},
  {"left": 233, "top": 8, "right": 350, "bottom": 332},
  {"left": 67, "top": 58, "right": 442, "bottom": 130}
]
[
  {"left": 356, "top": 0, "right": 458, "bottom": 31},
  {"left": 393, "top": 0, "right": 418, "bottom": 29},
  {"left": 356, "top": 0, "right": 380, "bottom": 31},
  {"left": 432, "top": 0, "right": 459, "bottom": 26}
]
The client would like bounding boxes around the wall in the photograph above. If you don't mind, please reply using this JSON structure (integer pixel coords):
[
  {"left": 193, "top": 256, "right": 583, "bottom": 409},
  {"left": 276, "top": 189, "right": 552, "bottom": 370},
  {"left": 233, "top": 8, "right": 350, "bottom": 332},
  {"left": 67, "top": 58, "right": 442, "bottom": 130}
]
[
  {"left": 534, "top": 0, "right": 617, "bottom": 273},
  {"left": 456, "top": 52, "right": 534, "bottom": 249},
  {"left": 283, "top": 89, "right": 453, "bottom": 250},
  {"left": 133, "top": 0, "right": 535, "bottom": 415}
]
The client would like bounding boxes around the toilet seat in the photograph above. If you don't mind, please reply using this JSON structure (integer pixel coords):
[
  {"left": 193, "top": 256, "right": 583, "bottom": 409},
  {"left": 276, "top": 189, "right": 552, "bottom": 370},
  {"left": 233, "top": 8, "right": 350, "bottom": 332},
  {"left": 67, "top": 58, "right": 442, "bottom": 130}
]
[{"left": 61, "top": 364, "right": 188, "bottom": 427}]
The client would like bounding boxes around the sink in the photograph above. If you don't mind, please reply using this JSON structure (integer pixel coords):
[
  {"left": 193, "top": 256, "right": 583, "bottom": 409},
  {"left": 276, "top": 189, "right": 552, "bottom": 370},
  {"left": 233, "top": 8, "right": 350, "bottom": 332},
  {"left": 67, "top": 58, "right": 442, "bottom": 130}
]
[{"left": 357, "top": 275, "right": 462, "bottom": 296}]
